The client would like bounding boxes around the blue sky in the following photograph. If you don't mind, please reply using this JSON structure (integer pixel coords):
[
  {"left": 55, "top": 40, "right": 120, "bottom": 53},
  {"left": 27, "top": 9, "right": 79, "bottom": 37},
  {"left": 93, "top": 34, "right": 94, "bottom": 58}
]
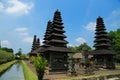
[{"left": 0, "top": 0, "right": 120, "bottom": 53}]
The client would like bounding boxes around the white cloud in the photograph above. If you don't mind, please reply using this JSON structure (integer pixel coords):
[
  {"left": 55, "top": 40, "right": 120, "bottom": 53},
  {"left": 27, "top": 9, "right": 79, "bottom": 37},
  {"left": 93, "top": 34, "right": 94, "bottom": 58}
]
[
  {"left": 1, "top": 40, "right": 10, "bottom": 47},
  {"left": 108, "top": 22, "right": 120, "bottom": 27},
  {"left": 0, "top": 2, "right": 4, "bottom": 11},
  {"left": 85, "top": 22, "right": 96, "bottom": 31},
  {"left": 76, "top": 37, "right": 86, "bottom": 44},
  {"left": 15, "top": 27, "right": 28, "bottom": 32},
  {"left": 105, "top": 8, "right": 120, "bottom": 29},
  {"left": 15, "top": 27, "right": 29, "bottom": 36},
  {"left": 15, "top": 27, "right": 33, "bottom": 43},
  {"left": 67, "top": 44, "right": 75, "bottom": 47},
  {"left": 106, "top": 8, "right": 120, "bottom": 21},
  {"left": 40, "top": 39, "right": 43, "bottom": 45},
  {"left": 22, "top": 37, "right": 33, "bottom": 43},
  {"left": 19, "top": 32, "right": 29, "bottom": 36},
  {"left": 111, "top": 9, "right": 120, "bottom": 17},
  {"left": 0, "top": 0, "right": 34, "bottom": 15}
]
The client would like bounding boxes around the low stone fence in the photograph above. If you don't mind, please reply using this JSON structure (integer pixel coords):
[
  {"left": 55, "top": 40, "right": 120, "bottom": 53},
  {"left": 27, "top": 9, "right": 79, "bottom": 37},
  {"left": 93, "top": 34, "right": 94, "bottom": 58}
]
[{"left": 73, "top": 74, "right": 120, "bottom": 80}]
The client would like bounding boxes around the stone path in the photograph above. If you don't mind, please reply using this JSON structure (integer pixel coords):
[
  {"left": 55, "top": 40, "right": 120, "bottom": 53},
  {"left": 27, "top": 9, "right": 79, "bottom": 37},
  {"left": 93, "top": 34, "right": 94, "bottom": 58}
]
[{"left": 24, "top": 60, "right": 37, "bottom": 75}]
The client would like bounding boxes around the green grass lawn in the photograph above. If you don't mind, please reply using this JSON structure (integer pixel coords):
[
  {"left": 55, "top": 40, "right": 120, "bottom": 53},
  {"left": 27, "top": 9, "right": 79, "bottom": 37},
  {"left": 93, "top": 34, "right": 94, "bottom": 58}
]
[
  {"left": 0, "top": 60, "right": 17, "bottom": 75},
  {"left": 21, "top": 60, "right": 38, "bottom": 80}
]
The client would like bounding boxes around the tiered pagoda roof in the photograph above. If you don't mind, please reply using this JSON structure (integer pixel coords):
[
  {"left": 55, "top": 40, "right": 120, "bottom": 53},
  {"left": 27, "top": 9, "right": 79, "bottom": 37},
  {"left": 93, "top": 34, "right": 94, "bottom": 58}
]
[
  {"left": 43, "top": 20, "right": 52, "bottom": 46},
  {"left": 29, "top": 35, "right": 40, "bottom": 55},
  {"left": 41, "top": 10, "right": 71, "bottom": 53},
  {"left": 92, "top": 16, "right": 115, "bottom": 55},
  {"left": 94, "top": 16, "right": 110, "bottom": 50},
  {"left": 31, "top": 35, "right": 37, "bottom": 52}
]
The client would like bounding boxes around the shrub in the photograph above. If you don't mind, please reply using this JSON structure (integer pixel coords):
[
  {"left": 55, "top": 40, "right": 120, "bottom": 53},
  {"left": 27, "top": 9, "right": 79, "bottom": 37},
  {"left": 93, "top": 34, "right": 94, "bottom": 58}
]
[
  {"left": 0, "top": 50, "right": 14, "bottom": 64},
  {"left": 31, "top": 55, "right": 47, "bottom": 80}
]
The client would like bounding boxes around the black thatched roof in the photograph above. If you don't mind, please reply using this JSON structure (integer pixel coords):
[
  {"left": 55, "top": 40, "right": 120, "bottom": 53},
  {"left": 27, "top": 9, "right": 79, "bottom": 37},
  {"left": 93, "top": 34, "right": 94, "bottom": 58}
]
[
  {"left": 95, "top": 34, "right": 108, "bottom": 38},
  {"left": 29, "top": 46, "right": 44, "bottom": 54},
  {"left": 29, "top": 51, "right": 37, "bottom": 56},
  {"left": 41, "top": 46, "right": 71, "bottom": 53},
  {"left": 53, "top": 28, "right": 65, "bottom": 33},
  {"left": 53, "top": 20, "right": 63, "bottom": 25},
  {"left": 90, "top": 49, "right": 116, "bottom": 55},
  {"left": 30, "top": 10, "right": 72, "bottom": 56},
  {"left": 53, "top": 24, "right": 64, "bottom": 28},
  {"left": 48, "top": 33, "right": 66, "bottom": 38},
  {"left": 95, "top": 31, "right": 107, "bottom": 34},
  {"left": 94, "top": 38, "right": 110, "bottom": 42},
  {"left": 48, "top": 39, "right": 68, "bottom": 44},
  {"left": 94, "top": 43, "right": 111, "bottom": 47}
]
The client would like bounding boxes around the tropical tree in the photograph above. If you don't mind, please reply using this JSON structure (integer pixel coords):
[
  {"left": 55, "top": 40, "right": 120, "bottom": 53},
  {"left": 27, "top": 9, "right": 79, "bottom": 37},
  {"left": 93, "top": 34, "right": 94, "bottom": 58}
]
[
  {"left": 31, "top": 55, "right": 47, "bottom": 80},
  {"left": 0, "top": 47, "right": 14, "bottom": 53},
  {"left": 68, "top": 43, "right": 92, "bottom": 53},
  {"left": 15, "top": 48, "right": 22, "bottom": 56},
  {"left": 108, "top": 28, "right": 120, "bottom": 62},
  {"left": 68, "top": 43, "right": 92, "bottom": 58}
]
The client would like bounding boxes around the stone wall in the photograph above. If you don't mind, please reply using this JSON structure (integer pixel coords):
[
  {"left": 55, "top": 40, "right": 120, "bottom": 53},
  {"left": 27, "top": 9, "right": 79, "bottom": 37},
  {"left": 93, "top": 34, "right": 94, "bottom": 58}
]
[{"left": 76, "top": 74, "right": 120, "bottom": 80}]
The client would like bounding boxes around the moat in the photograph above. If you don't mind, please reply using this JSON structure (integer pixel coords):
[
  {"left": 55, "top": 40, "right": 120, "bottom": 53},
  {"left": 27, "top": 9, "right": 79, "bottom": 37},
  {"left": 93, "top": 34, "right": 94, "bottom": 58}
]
[{"left": 0, "top": 62, "right": 24, "bottom": 80}]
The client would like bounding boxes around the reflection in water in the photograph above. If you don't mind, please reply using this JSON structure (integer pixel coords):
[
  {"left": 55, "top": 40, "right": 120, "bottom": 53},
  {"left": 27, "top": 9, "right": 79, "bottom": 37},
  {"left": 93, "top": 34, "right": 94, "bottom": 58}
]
[
  {"left": 16, "top": 62, "right": 21, "bottom": 71},
  {"left": 0, "top": 62, "right": 25, "bottom": 80}
]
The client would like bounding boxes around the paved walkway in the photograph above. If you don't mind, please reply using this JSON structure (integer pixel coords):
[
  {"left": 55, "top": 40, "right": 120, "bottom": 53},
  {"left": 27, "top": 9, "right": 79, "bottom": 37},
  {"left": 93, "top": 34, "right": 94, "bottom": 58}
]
[
  {"left": 25, "top": 60, "right": 37, "bottom": 75},
  {"left": 25, "top": 60, "right": 120, "bottom": 80}
]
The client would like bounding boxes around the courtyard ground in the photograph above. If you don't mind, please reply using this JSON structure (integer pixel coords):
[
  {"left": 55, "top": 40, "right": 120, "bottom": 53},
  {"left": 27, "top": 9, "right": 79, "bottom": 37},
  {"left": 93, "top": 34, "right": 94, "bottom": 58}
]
[{"left": 25, "top": 60, "right": 120, "bottom": 80}]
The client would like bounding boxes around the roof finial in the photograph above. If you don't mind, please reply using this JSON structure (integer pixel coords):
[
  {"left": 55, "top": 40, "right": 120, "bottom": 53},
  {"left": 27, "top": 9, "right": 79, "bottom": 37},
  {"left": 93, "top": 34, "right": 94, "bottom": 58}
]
[
  {"left": 98, "top": 16, "right": 102, "bottom": 19},
  {"left": 56, "top": 9, "right": 60, "bottom": 12},
  {"left": 57, "top": 9, "right": 59, "bottom": 11},
  {"left": 48, "top": 20, "right": 51, "bottom": 22}
]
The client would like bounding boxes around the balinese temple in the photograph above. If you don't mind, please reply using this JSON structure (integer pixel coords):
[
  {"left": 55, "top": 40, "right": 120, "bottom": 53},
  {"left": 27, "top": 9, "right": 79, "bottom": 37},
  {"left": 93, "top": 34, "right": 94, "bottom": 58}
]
[
  {"left": 40, "top": 10, "right": 71, "bottom": 71},
  {"left": 91, "top": 16, "right": 116, "bottom": 69},
  {"left": 29, "top": 35, "right": 40, "bottom": 56}
]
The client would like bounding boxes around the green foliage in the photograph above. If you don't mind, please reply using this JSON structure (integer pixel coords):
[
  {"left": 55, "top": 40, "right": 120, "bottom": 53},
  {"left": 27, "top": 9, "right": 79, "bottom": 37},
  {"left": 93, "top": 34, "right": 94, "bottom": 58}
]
[
  {"left": 21, "top": 60, "right": 38, "bottom": 80},
  {"left": 0, "top": 47, "right": 14, "bottom": 53},
  {"left": 20, "top": 54, "right": 29, "bottom": 60},
  {"left": 108, "top": 28, "right": 120, "bottom": 62},
  {"left": 15, "top": 48, "right": 22, "bottom": 56},
  {"left": 31, "top": 55, "right": 47, "bottom": 80},
  {"left": 0, "top": 50, "right": 14, "bottom": 64},
  {"left": 68, "top": 43, "right": 92, "bottom": 58},
  {"left": 68, "top": 43, "right": 92, "bottom": 53}
]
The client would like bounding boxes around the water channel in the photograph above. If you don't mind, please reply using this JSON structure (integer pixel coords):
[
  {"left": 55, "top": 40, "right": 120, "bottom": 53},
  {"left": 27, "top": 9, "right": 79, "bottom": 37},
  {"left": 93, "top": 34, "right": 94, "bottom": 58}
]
[{"left": 0, "top": 62, "right": 25, "bottom": 80}]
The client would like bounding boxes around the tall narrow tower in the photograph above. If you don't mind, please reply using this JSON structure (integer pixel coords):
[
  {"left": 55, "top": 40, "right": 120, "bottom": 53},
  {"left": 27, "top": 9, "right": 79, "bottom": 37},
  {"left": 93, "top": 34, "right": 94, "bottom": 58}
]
[
  {"left": 29, "top": 35, "right": 40, "bottom": 56},
  {"left": 94, "top": 16, "right": 110, "bottom": 50},
  {"left": 91, "top": 17, "right": 116, "bottom": 69},
  {"left": 31, "top": 35, "right": 37, "bottom": 52},
  {"left": 42, "top": 10, "right": 71, "bottom": 71}
]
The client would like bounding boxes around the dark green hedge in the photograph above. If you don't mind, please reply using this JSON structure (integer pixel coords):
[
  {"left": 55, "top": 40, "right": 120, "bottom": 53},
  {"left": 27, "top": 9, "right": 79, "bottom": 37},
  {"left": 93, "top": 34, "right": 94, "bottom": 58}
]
[{"left": 0, "top": 50, "right": 14, "bottom": 64}]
